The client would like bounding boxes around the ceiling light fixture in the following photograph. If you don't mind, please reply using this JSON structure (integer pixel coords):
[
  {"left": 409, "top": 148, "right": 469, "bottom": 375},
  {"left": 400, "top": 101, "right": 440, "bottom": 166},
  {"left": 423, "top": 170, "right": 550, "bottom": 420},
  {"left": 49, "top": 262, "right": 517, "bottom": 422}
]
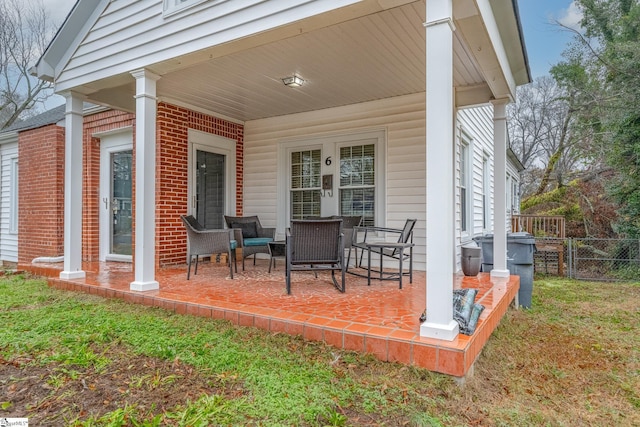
[{"left": 282, "top": 74, "right": 304, "bottom": 88}]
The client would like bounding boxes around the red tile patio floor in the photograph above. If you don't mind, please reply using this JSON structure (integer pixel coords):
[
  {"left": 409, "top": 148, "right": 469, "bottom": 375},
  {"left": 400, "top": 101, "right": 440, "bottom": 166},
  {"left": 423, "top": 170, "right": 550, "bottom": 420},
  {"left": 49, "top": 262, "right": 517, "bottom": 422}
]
[{"left": 22, "top": 259, "right": 519, "bottom": 378}]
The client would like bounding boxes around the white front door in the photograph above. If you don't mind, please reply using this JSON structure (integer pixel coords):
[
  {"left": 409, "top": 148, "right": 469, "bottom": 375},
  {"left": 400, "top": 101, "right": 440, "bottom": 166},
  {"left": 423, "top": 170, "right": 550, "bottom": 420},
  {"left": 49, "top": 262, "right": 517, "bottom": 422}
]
[{"left": 99, "top": 130, "right": 133, "bottom": 262}]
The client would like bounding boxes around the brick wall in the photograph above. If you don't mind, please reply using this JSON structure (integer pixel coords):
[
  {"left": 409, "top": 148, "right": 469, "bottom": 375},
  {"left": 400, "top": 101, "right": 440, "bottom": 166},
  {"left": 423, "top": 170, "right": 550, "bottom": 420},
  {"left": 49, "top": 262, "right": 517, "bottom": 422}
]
[
  {"left": 18, "top": 125, "right": 65, "bottom": 264},
  {"left": 17, "top": 104, "right": 242, "bottom": 270},
  {"left": 156, "top": 103, "right": 244, "bottom": 266}
]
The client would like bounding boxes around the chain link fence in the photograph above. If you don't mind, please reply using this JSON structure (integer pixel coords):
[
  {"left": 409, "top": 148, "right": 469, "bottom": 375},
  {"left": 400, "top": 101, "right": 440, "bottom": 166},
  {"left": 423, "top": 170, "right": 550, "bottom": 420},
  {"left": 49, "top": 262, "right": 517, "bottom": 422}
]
[{"left": 532, "top": 237, "right": 640, "bottom": 281}]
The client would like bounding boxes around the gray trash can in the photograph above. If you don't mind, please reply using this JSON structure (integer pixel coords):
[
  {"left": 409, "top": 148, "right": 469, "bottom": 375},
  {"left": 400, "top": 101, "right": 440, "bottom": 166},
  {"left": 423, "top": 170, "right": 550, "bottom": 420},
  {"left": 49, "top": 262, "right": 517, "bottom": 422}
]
[
  {"left": 473, "top": 234, "right": 495, "bottom": 273},
  {"left": 473, "top": 233, "right": 536, "bottom": 308}
]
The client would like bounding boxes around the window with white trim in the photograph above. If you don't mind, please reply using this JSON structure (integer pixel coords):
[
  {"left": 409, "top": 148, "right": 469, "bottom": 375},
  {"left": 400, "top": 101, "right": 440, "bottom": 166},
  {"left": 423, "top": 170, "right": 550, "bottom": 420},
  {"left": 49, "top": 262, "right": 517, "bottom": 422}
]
[
  {"left": 9, "top": 157, "right": 18, "bottom": 234},
  {"left": 506, "top": 173, "right": 513, "bottom": 216},
  {"left": 290, "top": 149, "right": 322, "bottom": 219},
  {"left": 512, "top": 179, "right": 519, "bottom": 214},
  {"left": 278, "top": 130, "right": 385, "bottom": 234},
  {"left": 460, "top": 139, "right": 471, "bottom": 234},
  {"left": 482, "top": 153, "right": 490, "bottom": 230},
  {"left": 339, "top": 144, "right": 375, "bottom": 226},
  {"left": 163, "top": 0, "right": 209, "bottom": 15}
]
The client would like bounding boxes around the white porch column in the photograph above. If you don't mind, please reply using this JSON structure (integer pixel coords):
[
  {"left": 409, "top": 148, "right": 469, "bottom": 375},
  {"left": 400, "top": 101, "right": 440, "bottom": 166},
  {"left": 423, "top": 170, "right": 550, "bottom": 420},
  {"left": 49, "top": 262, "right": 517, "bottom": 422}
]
[
  {"left": 490, "top": 99, "right": 510, "bottom": 277},
  {"left": 420, "top": 0, "right": 459, "bottom": 340},
  {"left": 130, "top": 69, "right": 160, "bottom": 291},
  {"left": 60, "top": 92, "right": 86, "bottom": 280}
]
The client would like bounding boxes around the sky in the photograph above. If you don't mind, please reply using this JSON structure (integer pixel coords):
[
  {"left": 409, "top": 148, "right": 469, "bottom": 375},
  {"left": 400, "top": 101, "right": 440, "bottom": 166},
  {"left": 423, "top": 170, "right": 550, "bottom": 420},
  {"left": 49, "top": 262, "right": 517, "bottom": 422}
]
[
  {"left": 34, "top": 0, "right": 581, "bottom": 105},
  {"left": 517, "top": 0, "right": 582, "bottom": 79}
]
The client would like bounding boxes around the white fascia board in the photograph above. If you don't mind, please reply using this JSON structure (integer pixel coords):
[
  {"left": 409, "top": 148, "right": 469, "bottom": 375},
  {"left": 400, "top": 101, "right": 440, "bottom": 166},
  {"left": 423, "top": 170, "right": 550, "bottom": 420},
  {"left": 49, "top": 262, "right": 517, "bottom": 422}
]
[
  {"left": 55, "top": 0, "right": 365, "bottom": 92},
  {"left": 474, "top": 0, "right": 518, "bottom": 98},
  {"left": 0, "top": 131, "right": 18, "bottom": 145},
  {"left": 34, "top": 0, "right": 109, "bottom": 82}
]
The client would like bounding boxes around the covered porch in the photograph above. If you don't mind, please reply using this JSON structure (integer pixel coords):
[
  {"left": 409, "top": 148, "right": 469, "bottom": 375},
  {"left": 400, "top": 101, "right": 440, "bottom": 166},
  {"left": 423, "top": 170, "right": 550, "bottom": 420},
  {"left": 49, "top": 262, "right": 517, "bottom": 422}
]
[
  {"left": 24, "top": 260, "right": 519, "bottom": 378},
  {"left": 27, "top": 0, "right": 530, "bottom": 374}
]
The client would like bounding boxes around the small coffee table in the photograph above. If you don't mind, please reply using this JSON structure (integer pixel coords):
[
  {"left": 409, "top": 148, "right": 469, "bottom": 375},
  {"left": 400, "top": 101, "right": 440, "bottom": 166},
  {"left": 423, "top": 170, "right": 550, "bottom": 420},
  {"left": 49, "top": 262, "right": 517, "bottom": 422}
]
[{"left": 268, "top": 241, "right": 286, "bottom": 273}]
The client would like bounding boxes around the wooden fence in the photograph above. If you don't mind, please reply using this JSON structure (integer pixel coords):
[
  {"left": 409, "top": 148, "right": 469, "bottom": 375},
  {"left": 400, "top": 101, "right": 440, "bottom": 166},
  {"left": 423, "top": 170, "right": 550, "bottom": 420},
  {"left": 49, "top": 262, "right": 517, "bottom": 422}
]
[
  {"left": 511, "top": 215, "right": 565, "bottom": 238},
  {"left": 511, "top": 215, "right": 566, "bottom": 276}
]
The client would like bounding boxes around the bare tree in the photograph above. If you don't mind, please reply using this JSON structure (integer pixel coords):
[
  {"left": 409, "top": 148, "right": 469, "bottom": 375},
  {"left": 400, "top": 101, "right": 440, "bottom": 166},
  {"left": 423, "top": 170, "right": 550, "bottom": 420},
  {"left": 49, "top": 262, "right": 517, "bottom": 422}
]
[
  {"left": 0, "top": 0, "right": 56, "bottom": 130},
  {"left": 508, "top": 76, "right": 586, "bottom": 197}
]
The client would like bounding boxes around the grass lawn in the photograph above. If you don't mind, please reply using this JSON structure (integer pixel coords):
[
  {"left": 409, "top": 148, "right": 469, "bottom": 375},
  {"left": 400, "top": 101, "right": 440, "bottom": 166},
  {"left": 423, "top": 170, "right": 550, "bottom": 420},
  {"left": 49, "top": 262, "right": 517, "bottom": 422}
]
[{"left": 1, "top": 273, "right": 638, "bottom": 426}]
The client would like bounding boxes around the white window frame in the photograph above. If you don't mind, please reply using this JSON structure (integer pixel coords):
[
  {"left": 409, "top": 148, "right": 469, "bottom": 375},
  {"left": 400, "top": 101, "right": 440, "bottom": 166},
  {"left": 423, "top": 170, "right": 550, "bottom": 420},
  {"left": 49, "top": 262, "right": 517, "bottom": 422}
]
[
  {"left": 277, "top": 129, "right": 386, "bottom": 237},
  {"left": 98, "top": 128, "right": 133, "bottom": 262},
  {"left": 460, "top": 135, "right": 472, "bottom": 237},
  {"left": 9, "top": 157, "right": 18, "bottom": 234},
  {"left": 506, "top": 173, "right": 513, "bottom": 218},
  {"left": 482, "top": 152, "right": 490, "bottom": 232},
  {"left": 337, "top": 142, "right": 377, "bottom": 227},
  {"left": 512, "top": 178, "right": 519, "bottom": 215},
  {"left": 163, "top": 0, "right": 212, "bottom": 16},
  {"left": 289, "top": 147, "right": 323, "bottom": 221},
  {"left": 187, "top": 129, "right": 237, "bottom": 219}
]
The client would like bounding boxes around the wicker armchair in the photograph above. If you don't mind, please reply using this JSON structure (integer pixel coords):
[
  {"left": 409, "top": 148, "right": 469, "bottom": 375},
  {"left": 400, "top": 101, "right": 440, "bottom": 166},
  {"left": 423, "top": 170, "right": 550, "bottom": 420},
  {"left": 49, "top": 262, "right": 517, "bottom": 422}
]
[
  {"left": 180, "top": 215, "right": 237, "bottom": 279},
  {"left": 286, "top": 219, "right": 345, "bottom": 294},
  {"left": 224, "top": 215, "right": 275, "bottom": 270},
  {"left": 224, "top": 215, "right": 276, "bottom": 270}
]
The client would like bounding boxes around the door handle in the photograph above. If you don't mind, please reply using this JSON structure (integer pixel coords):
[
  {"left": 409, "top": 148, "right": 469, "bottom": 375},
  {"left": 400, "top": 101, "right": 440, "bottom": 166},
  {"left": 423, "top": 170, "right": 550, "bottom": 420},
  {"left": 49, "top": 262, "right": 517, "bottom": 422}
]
[{"left": 103, "top": 197, "right": 109, "bottom": 210}]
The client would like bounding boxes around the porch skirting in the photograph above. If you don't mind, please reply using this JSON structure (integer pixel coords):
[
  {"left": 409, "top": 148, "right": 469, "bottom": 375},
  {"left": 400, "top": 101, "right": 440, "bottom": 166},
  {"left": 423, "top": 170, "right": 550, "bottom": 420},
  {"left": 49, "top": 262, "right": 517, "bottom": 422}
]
[{"left": 21, "top": 261, "right": 519, "bottom": 378}]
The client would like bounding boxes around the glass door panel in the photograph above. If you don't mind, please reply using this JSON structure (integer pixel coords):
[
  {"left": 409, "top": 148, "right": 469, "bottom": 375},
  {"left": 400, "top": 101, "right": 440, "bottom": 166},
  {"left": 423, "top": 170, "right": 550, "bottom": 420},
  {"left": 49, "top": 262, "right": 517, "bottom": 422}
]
[
  {"left": 195, "top": 150, "right": 225, "bottom": 229},
  {"left": 339, "top": 144, "right": 375, "bottom": 226},
  {"left": 290, "top": 149, "right": 321, "bottom": 219},
  {"left": 110, "top": 150, "right": 132, "bottom": 256}
]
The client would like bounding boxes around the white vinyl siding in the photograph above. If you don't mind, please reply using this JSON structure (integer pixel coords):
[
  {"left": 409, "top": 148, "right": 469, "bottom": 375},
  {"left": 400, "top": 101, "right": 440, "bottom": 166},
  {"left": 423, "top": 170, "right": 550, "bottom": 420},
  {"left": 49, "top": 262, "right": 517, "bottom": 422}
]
[
  {"left": 457, "top": 106, "right": 494, "bottom": 242},
  {"left": 244, "top": 94, "right": 499, "bottom": 272},
  {"left": 244, "top": 92, "right": 426, "bottom": 269},
  {"left": 56, "top": 0, "right": 360, "bottom": 91},
  {"left": 455, "top": 106, "right": 495, "bottom": 271},
  {"left": 0, "top": 142, "right": 19, "bottom": 263}
]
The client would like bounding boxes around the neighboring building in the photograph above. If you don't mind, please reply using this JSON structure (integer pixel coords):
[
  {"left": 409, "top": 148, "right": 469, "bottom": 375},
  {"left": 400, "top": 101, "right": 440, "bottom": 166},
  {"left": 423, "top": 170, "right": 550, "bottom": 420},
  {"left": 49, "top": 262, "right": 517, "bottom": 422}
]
[
  {"left": 0, "top": 107, "right": 66, "bottom": 266},
  {"left": 28, "top": 0, "right": 530, "bottom": 340}
]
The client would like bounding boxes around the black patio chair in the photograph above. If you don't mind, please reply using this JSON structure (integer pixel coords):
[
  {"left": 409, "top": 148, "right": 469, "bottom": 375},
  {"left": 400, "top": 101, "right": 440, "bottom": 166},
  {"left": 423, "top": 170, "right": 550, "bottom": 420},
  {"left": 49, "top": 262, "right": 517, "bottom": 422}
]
[
  {"left": 306, "top": 215, "right": 362, "bottom": 264},
  {"left": 180, "top": 215, "right": 237, "bottom": 279},
  {"left": 350, "top": 218, "right": 417, "bottom": 287},
  {"left": 224, "top": 215, "right": 275, "bottom": 270},
  {"left": 286, "top": 219, "right": 345, "bottom": 294}
]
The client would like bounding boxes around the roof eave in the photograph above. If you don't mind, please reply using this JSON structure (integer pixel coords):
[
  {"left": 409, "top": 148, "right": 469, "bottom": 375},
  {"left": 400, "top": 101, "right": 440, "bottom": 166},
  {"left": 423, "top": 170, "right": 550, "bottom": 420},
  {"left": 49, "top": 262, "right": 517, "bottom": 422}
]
[{"left": 32, "top": 0, "right": 105, "bottom": 83}]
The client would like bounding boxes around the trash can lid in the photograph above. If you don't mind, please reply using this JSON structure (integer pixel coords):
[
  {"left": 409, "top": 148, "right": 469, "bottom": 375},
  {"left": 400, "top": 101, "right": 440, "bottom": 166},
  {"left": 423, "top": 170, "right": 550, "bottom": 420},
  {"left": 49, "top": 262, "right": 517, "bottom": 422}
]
[
  {"left": 473, "top": 234, "right": 493, "bottom": 242},
  {"left": 507, "top": 232, "right": 536, "bottom": 244}
]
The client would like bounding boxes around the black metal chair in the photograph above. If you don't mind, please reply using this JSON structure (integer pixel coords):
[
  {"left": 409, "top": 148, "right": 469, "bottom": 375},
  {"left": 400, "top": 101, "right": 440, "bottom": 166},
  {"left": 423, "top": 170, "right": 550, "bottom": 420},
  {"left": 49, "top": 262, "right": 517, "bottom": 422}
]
[
  {"left": 224, "top": 215, "right": 275, "bottom": 270},
  {"left": 180, "top": 215, "right": 237, "bottom": 279},
  {"left": 350, "top": 219, "right": 417, "bottom": 288},
  {"left": 306, "top": 215, "right": 362, "bottom": 264},
  {"left": 286, "top": 219, "right": 346, "bottom": 294},
  {"left": 337, "top": 215, "right": 363, "bottom": 265}
]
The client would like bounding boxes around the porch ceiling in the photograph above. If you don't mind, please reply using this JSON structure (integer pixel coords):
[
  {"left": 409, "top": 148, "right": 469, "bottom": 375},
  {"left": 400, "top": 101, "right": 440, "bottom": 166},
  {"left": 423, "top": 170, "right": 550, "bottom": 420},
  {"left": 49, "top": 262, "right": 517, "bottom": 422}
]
[{"left": 86, "top": 1, "right": 497, "bottom": 122}]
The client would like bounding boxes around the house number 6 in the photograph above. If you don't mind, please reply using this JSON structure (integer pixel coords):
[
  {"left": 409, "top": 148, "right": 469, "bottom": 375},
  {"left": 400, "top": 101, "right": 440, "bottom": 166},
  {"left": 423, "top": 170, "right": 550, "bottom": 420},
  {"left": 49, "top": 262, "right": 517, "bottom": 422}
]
[{"left": 325, "top": 157, "right": 332, "bottom": 166}]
